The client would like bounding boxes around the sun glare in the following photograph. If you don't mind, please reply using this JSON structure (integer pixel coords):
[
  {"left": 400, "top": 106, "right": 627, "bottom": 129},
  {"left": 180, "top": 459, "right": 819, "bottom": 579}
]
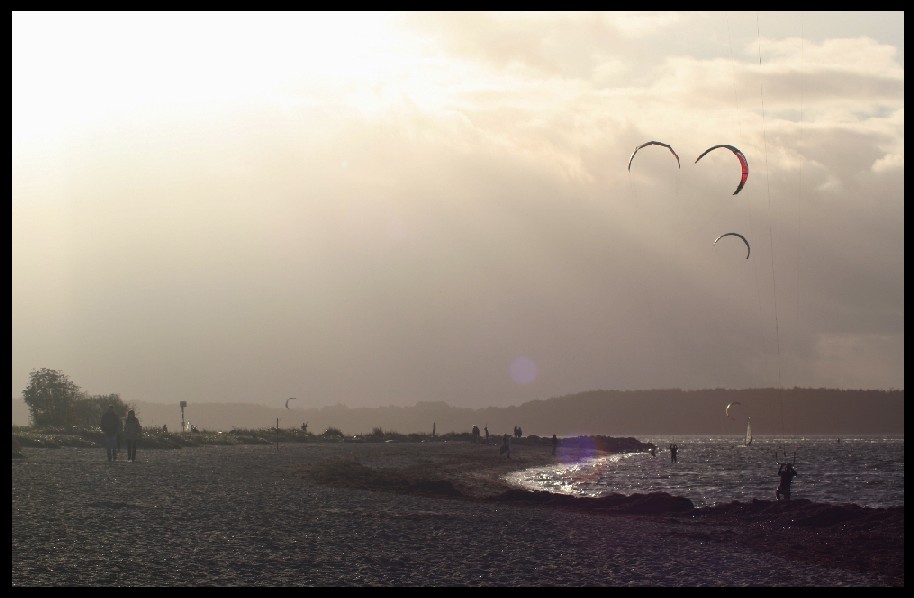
[{"left": 12, "top": 12, "right": 410, "bottom": 149}]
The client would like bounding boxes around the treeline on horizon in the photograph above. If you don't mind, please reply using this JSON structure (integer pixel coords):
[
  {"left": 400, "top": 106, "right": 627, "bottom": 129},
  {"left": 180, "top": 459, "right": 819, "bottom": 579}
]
[{"left": 14, "top": 387, "right": 902, "bottom": 437}]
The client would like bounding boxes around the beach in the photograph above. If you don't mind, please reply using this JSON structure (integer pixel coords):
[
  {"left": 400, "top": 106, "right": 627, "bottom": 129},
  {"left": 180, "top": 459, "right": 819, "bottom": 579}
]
[{"left": 11, "top": 440, "right": 902, "bottom": 587}]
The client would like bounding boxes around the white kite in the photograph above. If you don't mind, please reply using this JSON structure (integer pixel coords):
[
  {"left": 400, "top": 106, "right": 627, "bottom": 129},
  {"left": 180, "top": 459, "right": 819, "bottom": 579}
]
[{"left": 714, "top": 232, "right": 751, "bottom": 259}]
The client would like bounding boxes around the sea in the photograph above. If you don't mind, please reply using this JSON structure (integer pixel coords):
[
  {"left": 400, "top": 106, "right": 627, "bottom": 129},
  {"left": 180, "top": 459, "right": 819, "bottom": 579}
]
[{"left": 508, "top": 435, "right": 904, "bottom": 509}]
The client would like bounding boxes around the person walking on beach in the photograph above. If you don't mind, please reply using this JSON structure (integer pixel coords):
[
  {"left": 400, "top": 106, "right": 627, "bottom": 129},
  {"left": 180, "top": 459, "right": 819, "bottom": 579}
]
[
  {"left": 669, "top": 443, "right": 679, "bottom": 463},
  {"left": 776, "top": 461, "right": 798, "bottom": 501},
  {"left": 100, "top": 405, "right": 122, "bottom": 462},
  {"left": 123, "top": 409, "right": 143, "bottom": 462},
  {"left": 484, "top": 425, "right": 489, "bottom": 444}
]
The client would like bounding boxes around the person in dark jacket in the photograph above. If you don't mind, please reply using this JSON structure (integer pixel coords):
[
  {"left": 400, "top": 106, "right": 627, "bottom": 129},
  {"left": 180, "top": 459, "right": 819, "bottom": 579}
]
[
  {"left": 123, "top": 410, "right": 143, "bottom": 462},
  {"left": 100, "top": 405, "right": 122, "bottom": 462}
]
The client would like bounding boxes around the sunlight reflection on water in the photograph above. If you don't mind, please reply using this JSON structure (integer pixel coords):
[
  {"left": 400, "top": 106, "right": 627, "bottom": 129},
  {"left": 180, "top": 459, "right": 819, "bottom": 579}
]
[{"left": 508, "top": 435, "right": 904, "bottom": 508}]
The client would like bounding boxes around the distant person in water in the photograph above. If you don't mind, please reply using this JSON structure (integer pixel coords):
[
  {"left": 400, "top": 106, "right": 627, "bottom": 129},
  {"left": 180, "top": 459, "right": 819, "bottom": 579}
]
[
  {"left": 776, "top": 462, "right": 798, "bottom": 501},
  {"left": 669, "top": 443, "right": 679, "bottom": 463},
  {"left": 552, "top": 434, "right": 558, "bottom": 456}
]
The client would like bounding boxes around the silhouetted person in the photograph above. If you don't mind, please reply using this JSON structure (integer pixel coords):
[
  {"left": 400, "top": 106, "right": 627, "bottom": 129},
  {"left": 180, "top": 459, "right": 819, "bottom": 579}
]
[
  {"left": 776, "top": 462, "right": 798, "bottom": 501},
  {"left": 301, "top": 422, "right": 308, "bottom": 433},
  {"left": 162, "top": 424, "right": 168, "bottom": 433},
  {"left": 484, "top": 425, "right": 489, "bottom": 444},
  {"left": 500, "top": 434, "right": 511, "bottom": 458},
  {"left": 650, "top": 446, "right": 657, "bottom": 457},
  {"left": 123, "top": 409, "right": 143, "bottom": 462},
  {"left": 100, "top": 405, "right": 122, "bottom": 462},
  {"left": 669, "top": 443, "right": 679, "bottom": 463},
  {"left": 552, "top": 434, "right": 558, "bottom": 456},
  {"left": 472, "top": 425, "right": 480, "bottom": 443}
]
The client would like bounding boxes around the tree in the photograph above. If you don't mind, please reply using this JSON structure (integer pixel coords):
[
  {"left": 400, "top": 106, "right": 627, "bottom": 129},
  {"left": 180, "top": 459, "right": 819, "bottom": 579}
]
[
  {"left": 74, "top": 394, "right": 127, "bottom": 428},
  {"left": 21, "top": 368, "right": 131, "bottom": 428},
  {"left": 21, "top": 368, "right": 82, "bottom": 427}
]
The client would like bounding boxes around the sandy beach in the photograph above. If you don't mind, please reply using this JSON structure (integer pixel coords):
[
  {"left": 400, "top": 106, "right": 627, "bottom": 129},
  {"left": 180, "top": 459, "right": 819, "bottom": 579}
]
[{"left": 11, "top": 440, "right": 902, "bottom": 587}]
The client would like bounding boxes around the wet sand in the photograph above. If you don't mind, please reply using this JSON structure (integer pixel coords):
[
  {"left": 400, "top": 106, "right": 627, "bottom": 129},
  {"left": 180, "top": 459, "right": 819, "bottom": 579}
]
[{"left": 11, "top": 441, "right": 902, "bottom": 586}]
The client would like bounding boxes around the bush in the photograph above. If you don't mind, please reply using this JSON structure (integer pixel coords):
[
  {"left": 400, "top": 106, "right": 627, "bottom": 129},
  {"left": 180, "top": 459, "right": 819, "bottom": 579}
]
[{"left": 322, "top": 426, "right": 345, "bottom": 438}]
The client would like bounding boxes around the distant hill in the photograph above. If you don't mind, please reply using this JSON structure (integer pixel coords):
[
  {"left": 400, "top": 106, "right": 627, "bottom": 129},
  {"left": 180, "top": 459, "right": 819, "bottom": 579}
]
[{"left": 11, "top": 388, "right": 903, "bottom": 437}]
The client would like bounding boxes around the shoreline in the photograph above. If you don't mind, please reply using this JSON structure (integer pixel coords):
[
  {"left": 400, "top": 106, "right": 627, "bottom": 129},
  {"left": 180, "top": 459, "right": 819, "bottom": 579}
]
[{"left": 13, "top": 442, "right": 903, "bottom": 586}]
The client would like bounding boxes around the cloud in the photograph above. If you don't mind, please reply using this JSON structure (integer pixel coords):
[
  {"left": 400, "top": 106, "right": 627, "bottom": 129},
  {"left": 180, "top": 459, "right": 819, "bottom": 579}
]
[{"left": 12, "top": 12, "right": 904, "bottom": 407}]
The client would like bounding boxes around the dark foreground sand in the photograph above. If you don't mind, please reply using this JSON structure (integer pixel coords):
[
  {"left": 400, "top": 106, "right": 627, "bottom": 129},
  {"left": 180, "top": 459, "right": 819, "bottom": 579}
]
[{"left": 11, "top": 441, "right": 903, "bottom": 587}]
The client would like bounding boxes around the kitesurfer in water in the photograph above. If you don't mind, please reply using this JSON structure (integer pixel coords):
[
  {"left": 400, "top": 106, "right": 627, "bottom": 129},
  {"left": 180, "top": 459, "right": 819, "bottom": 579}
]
[
  {"left": 669, "top": 443, "right": 679, "bottom": 463},
  {"left": 776, "top": 462, "right": 798, "bottom": 501}
]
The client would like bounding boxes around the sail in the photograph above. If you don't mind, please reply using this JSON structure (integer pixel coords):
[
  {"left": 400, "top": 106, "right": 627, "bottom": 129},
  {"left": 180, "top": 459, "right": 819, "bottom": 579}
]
[{"left": 745, "top": 418, "right": 753, "bottom": 446}]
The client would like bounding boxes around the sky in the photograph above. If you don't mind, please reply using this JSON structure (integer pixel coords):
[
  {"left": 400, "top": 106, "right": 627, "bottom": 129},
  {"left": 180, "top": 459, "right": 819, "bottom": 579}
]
[{"left": 12, "top": 12, "right": 904, "bottom": 410}]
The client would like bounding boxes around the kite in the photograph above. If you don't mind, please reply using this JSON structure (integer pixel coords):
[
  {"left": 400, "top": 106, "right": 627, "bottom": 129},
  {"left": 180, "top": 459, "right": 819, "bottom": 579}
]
[
  {"left": 285, "top": 398, "right": 297, "bottom": 409},
  {"left": 695, "top": 144, "right": 749, "bottom": 194},
  {"left": 627, "top": 141, "right": 681, "bottom": 171},
  {"left": 726, "top": 401, "right": 742, "bottom": 421},
  {"left": 714, "top": 232, "right": 751, "bottom": 259}
]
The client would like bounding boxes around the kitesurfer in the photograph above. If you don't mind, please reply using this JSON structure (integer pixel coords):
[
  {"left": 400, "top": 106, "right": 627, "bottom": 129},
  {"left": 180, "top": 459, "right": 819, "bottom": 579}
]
[{"left": 776, "top": 462, "right": 798, "bottom": 501}]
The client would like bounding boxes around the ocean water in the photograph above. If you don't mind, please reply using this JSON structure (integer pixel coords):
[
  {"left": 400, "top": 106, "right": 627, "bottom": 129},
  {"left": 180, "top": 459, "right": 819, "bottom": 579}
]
[{"left": 508, "top": 435, "right": 904, "bottom": 509}]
